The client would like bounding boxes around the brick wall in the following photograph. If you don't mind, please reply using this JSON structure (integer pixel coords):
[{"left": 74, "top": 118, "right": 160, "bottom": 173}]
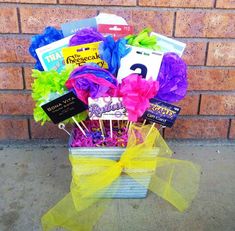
[{"left": 0, "top": 0, "right": 234, "bottom": 141}]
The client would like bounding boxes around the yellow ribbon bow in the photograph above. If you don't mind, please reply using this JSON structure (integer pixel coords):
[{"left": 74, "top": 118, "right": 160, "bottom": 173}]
[{"left": 41, "top": 124, "right": 200, "bottom": 231}]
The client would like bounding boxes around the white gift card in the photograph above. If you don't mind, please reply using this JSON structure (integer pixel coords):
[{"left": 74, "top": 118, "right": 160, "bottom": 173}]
[
  {"left": 96, "top": 13, "right": 128, "bottom": 25},
  {"left": 117, "top": 46, "right": 163, "bottom": 83},
  {"left": 88, "top": 97, "right": 128, "bottom": 120}
]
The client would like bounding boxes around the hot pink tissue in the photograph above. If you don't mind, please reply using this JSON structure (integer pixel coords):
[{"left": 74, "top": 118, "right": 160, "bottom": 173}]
[{"left": 118, "top": 74, "right": 159, "bottom": 122}]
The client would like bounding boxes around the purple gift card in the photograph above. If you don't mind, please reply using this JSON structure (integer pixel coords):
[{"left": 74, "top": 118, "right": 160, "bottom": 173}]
[{"left": 143, "top": 98, "right": 181, "bottom": 127}]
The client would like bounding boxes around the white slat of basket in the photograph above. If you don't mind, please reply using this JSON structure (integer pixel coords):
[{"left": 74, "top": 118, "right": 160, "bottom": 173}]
[{"left": 69, "top": 147, "right": 159, "bottom": 198}]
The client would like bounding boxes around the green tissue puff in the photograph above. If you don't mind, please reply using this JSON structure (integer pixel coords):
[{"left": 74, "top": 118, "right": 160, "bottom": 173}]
[
  {"left": 126, "top": 28, "right": 161, "bottom": 51},
  {"left": 31, "top": 65, "right": 88, "bottom": 125}
]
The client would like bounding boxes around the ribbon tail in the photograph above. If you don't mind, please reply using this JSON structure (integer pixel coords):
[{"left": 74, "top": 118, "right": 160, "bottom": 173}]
[
  {"left": 148, "top": 157, "right": 201, "bottom": 212},
  {"left": 41, "top": 193, "right": 110, "bottom": 231}
]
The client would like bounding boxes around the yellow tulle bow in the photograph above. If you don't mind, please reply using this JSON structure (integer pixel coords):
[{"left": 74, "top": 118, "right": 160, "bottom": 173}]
[{"left": 41, "top": 124, "right": 200, "bottom": 231}]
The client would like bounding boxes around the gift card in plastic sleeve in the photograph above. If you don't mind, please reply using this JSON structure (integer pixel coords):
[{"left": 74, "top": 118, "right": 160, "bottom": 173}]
[
  {"left": 143, "top": 98, "right": 181, "bottom": 127},
  {"left": 62, "top": 42, "right": 108, "bottom": 69},
  {"left": 88, "top": 97, "right": 128, "bottom": 120},
  {"left": 61, "top": 17, "right": 97, "bottom": 37},
  {"left": 97, "top": 24, "right": 134, "bottom": 40},
  {"left": 36, "top": 36, "right": 72, "bottom": 72},
  {"left": 41, "top": 91, "right": 87, "bottom": 124},
  {"left": 117, "top": 46, "right": 163, "bottom": 83},
  {"left": 151, "top": 32, "right": 186, "bottom": 57}
]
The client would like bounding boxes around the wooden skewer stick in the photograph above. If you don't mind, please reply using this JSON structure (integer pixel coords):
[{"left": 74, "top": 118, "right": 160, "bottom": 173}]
[
  {"left": 128, "top": 121, "right": 133, "bottom": 133},
  {"left": 142, "top": 119, "right": 147, "bottom": 126},
  {"left": 117, "top": 120, "right": 120, "bottom": 129},
  {"left": 80, "top": 121, "right": 89, "bottom": 131},
  {"left": 126, "top": 121, "right": 130, "bottom": 130},
  {"left": 146, "top": 123, "right": 155, "bottom": 139},
  {"left": 99, "top": 120, "right": 105, "bottom": 138},
  {"left": 110, "top": 120, "right": 113, "bottom": 138},
  {"left": 72, "top": 117, "right": 86, "bottom": 137},
  {"left": 58, "top": 123, "right": 71, "bottom": 136}
]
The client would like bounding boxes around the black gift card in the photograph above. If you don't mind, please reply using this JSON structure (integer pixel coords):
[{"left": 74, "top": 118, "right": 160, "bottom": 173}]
[
  {"left": 143, "top": 98, "right": 181, "bottom": 127},
  {"left": 41, "top": 92, "right": 87, "bottom": 124}
]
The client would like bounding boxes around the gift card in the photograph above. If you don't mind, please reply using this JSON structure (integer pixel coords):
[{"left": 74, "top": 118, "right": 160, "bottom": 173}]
[
  {"left": 151, "top": 32, "right": 186, "bottom": 57},
  {"left": 88, "top": 97, "right": 128, "bottom": 120},
  {"left": 117, "top": 46, "right": 163, "bottom": 83},
  {"left": 143, "top": 98, "right": 181, "bottom": 127},
  {"left": 62, "top": 42, "right": 108, "bottom": 69},
  {"left": 61, "top": 17, "right": 97, "bottom": 37},
  {"left": 98, "top": 24, "right": 134, "bottom": 40},
  {"left": 41, "top": 91, "right": 87, "bottom": 124},
  {"left": 36, "top": 36, "right": 72, "bottom": 72},
  {"left": 96, "top": 13, "right": 128, "bottom": 25}
]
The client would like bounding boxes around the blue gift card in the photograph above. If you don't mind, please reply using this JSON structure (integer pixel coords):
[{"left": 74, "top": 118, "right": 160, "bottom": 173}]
[
  {"left": 36, "top": 36, "right": 72, "bottom": 72},
  {"left": 62, "top": 18, "right": 97, "bottom": 37},
  {"left": 143, "top": 98, "right": 181, "bottom": 127}
]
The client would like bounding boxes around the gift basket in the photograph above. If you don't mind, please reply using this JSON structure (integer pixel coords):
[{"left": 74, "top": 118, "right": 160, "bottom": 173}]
[{"left": 29, "top": 13, "right": 200, "bottom": 231}]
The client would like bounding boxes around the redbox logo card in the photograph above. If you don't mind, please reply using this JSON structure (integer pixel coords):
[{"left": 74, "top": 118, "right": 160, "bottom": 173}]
[{"left": 88, "top": 97, "right": 128, "bottom": 120}]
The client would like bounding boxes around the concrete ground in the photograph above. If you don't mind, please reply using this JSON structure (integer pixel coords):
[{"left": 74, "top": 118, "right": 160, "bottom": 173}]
[{"left": 0, "top": 142, "right": 234, "bottom": 231}]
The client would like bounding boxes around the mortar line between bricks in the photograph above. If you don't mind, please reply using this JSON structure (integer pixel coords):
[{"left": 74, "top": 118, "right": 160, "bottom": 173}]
[
  {"left": 1, "top": 3, "right": 235, "bottom": 12},
  {"left": 1, "top": 34, "right": 235, "bottom": 42},
  {"left": 214, "top": 0, "right": 217, "bottom": 8},
  {"left": 204, "top": 42, "right": 209, "bottom": 66},
  {"left": 21, "top": 67, "right": 26, "bottom": 90},
  {"left": 27, "top": 118, "right": 32, "bottom": 139},
  {"left": 178, "top": 115, "right": 235, "bottom": 119},
  {"left": 1, "top": 63, "right": 235, "bottom": 70},
  {"left": 16, "top": 7, "right": 22, "bottom": 34},
  {"left": 172, "top": 12, "right": 177, "bottom": 38},
  {"left": 227, "top": 119, "right": 232, "bottom": 139},
  {"left": 197, "top": 95, "right": 202, "bottom": 115},
  {"left": 0, "top": 89, "right": 32, "bottom": 94},
  {"left": 1, "top": 89, "right": 234, "bottom": 94},
  {"left": 0, "top": 115, "right": 33, "bottom": 119}
]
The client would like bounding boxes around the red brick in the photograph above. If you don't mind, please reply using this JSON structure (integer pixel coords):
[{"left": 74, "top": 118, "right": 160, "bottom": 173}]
[
  {"left": 0, "top": 38, "right": 33, "bottom": 63},
  {"left": 24, "top": 67, "right": 34, "bottom": 90},
  {"left": 200, "top": 94, "right": 235, "bottom": 115},
  {"left": 182, "top": 42, "right": 207, "bottom": 65},
  {"left": 59, "top": 0, "right": 136, "bottom": 5},
  {"left": 229, "top": 120, "right": 235, "bottom": 139},
  {"left": 165, "top": 118, "right": 229, "bottom": 139},
  {"left": 188, "top": 69, "right": 235, "bottom": 91},
  {"left": 216, "top": 0, "right": 235, "bottom": 8},
  {"left": 0, "top": 119, "right": 29, "bottom": 140},
  {"left": 176, "top": 12, "right": 235, "bottom": 38},
  {"left": 207, "top": 42, "right": 235, "bottom": 66},
  {"left": 0, "top": 93, "right": 33, "bottom": 115},
  {"left": 132, "top": 10, "right": 174, "bottom": 36},
  {"left": 0, "top": 67, "right": 23, "bottom": 89},
  {"left": 0, "top": 0, "right": 56, "bottom": 3},
  {"left": 176, "top": 95, "right": 199, "bottom": 115},
  {"left": 0, "top": 8, "right": 19, "bottom": 33},
  {"left": 30, "top": 120, "right": 71, "bottom": 140},
  {"left": 139, "top": 0, "right": 214, "bottom": 8},
  {"left": 20, "top": 7, "right": 97, "bottom": 34}
]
